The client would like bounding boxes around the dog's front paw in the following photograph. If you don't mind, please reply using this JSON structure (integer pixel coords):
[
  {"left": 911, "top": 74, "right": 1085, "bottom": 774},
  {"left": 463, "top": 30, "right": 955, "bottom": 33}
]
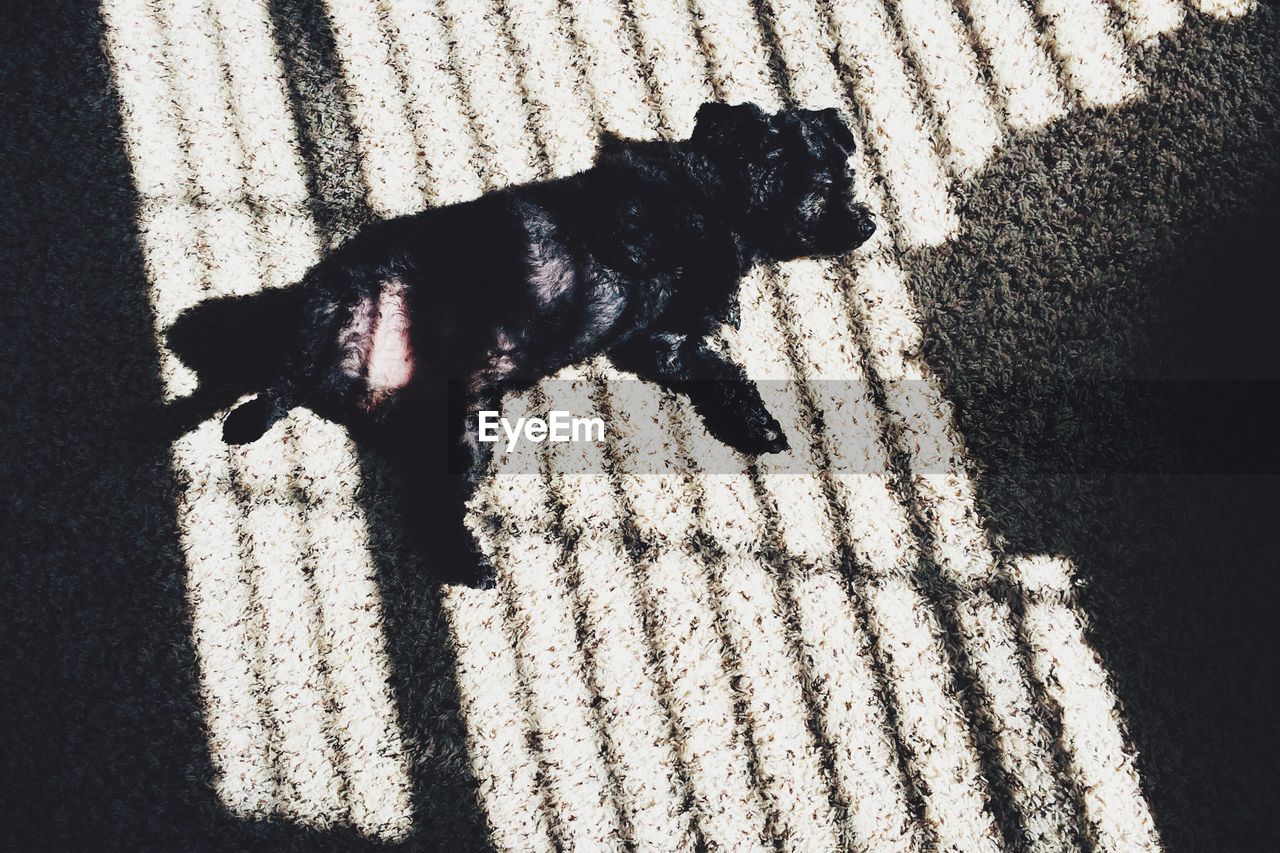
[
  {"left": 737, "top": 416, "right": 790, "bottom": 456},
  {"left": 439, "top": 550, "right": 498, "bottom": 589},
  {"left": 463, "top": 563, "right": 497, "bottom": 590},
  {"left": 702, "top": 407, "right": 790, "bottom": 456}
]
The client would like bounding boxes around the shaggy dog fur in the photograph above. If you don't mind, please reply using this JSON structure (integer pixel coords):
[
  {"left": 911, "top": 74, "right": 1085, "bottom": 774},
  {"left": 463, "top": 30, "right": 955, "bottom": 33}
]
[{"left": 222, "top": 101, "right": 876, "bottom": 584}]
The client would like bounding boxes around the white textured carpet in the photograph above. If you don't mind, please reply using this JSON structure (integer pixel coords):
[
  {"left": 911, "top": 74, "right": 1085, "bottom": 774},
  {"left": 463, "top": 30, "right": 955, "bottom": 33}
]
[{"left": 82, "top": 0, "right": 1272, "bottom": 849}]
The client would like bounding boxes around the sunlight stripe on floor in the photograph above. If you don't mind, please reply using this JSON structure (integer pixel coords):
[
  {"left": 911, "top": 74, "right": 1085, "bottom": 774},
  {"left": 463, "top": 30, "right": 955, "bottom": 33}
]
[
  {"left": 173, "top": 422, "right": 278, "bottom": 816},
  {"left": 819, "top": 0, "right": 958, "bottom": 245},
  {"left": 647, "top": 547, "right": 773, "bottom": 850},
  {"left": 1112, "top": 0, "right": 1185, "bottom": 44},
  {"left": 446, "top": 585, "right": 558, "bottom": 852},
  {"left": 604, "top": 395, "right": 771, "bottom": 850},
  {"left": 597, "top": 353, "right": 841, "bottom": 847},
  {"left": 100, "top": 0, "right": 185, "bottom": 199},
  {"left": 159, "top": 0, "right": 266, "bottom": 302},
  {"left": 588, "top": 365, "right": 774, "bottom": 852},
  {"left": 435, "top": 0, "right": 541, "bottom": 186},
  {"left": 622, "top": 0, "right": 712, "bottom": 136},
  {"left": 542, "top": 373, "right": 697, "bottom": 850},
  {"left": 604, "top": 359, "right": 833, "bottom": 853},
  {"left": 754, "top": 266, "right": 927, "bottom": 853},
  {"left": 459, "top": 404, "right": 580, "bottom": 828},
  {"left": 793, "top": 570, "right": 926, "bottom": 851},
  {"left": 713, "top": 555, "right": 843, "bottom": 849},
  {"left": 378, "top": 0, "right": 486, "bottom": 204},
  {"left": 212, "top": 7, "right": 306, "bottom": 174},
  {"left": 498, "top": 0, "right": 599, "bottom": 176},
  {"left": 864, "top": 575, "right": 1002, "bottom": 852},
  {"left": 1034, "top": 0, "right": 1141, "bottom": 107},
  {"left": 536, "top": 373, "right": 687, "bottom": 850},
  {"left": 778, "top": 262, "right": 918, "bottom": 575},
  {"left": 731, "top": 267, "right": 843, "bottom": 567},
  {"left": 470, "top": 390, "right": 614, "bottom": 850},
  {"left": 292, "top": 416, "right": 415, "bottom": 839},
  {"left": 563, "top": 533, "right": 697, "bottom": 851},
  {"left": 489, "top": 531, "right": 625, "bottom": 850},
  {"left": 787, "top": 267, "right": 994, "bottom": 833},
  {"left": 563, "top": 0, "right": 662, "bottom": 140},
  {"left": 447, "top": 395, "right": 561, "bottom": 851},
  {"left": 233, "top": 430, "right": 345, "bottom": 823},
  {"left": 685, "top": 0, "right": 779, "bottom": 108},
  {"left": 960, "top": 0, "right": 1068, "bottom": 130},
  {"left": 1188, "top": 0, "right": 1257, "bottom": 19},
  {"left": 890, "top": 0, "right": 1002, "bottom": 176},
  {"left": 323, "top": 0, "right": 427, "bottom": 214},
  {"left": 956, "top": 590, "right": 1083, "bottom": 848},
  {"left": 1015, "top": 556, "right": 1162, "bottom": 852}
]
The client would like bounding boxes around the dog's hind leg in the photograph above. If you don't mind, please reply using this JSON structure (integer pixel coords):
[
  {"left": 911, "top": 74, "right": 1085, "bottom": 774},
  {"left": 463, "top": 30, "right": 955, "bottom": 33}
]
[
  {"left": 221, "top": 309, "right": 320, "bottom": 444},
  {"left": 611, "top": 333, "right": 789, "bottom": 455},
  {"left": 388, "top": 385, "right": 500, "bottom": 587}
]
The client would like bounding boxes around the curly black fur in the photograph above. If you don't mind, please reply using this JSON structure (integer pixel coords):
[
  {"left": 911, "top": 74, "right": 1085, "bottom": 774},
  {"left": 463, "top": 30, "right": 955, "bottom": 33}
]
[{"left": 223, "top": 102, "right": 875, "bottom": 584}]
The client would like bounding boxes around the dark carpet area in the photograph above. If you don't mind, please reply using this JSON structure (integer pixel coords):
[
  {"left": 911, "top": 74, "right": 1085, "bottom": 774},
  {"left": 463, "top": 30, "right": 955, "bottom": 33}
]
[{"left": 906, "top": 14, "right": 1280, "bottom": 852}]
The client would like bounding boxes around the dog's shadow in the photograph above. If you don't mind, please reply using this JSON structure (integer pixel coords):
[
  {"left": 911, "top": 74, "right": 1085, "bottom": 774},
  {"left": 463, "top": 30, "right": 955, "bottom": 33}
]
[
  {"left": 158, "top": 285, "right": 305, "bottom": 439},
  {"left": 165, "top": 285, "right": 493, "bottom": 592},
  {"left": 160, "top": 281, "right": 496, "bottom": 836}
]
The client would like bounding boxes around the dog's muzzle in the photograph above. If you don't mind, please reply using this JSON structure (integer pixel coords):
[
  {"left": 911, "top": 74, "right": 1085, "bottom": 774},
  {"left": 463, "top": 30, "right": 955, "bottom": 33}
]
[{"left": 854, "top": 206, "right": 876, "bottom": 242}]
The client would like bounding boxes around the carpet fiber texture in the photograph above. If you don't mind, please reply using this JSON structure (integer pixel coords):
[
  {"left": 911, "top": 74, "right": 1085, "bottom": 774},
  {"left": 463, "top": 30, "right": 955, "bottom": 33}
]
[{"left": 4, "top": 0, "right": 1278, "bottom": 850}]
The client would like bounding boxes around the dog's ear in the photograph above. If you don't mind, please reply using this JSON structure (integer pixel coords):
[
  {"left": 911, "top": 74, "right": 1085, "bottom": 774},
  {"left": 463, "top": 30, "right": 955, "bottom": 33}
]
[
  {"left": 597, "top": 131, "right": 629, "bottom": 160},
  {"left": 692, "top": 101, "right": 766, "bottom": 144},
  {"left": 815, "top": 107, "right": 856, "bottom": 153}
]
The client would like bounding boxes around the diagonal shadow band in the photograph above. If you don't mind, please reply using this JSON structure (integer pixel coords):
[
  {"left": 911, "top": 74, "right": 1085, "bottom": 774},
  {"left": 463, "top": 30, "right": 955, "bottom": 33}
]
[{"left": 264, "top": 0, "right": 495, "bottom": 847}]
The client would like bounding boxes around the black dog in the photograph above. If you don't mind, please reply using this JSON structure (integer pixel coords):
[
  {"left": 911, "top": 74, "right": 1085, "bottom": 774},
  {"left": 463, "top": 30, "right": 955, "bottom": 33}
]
[{"left": 222, "top": 101, "right": 875, "bottom": 585}]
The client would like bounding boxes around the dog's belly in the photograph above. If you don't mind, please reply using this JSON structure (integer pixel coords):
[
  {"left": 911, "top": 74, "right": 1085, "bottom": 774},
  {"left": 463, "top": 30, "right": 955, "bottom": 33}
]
[
  {"left": 368, "top": 287, "right": 414, "bottom": 393},
  {"left": 338, "top": 279, "right": 415, "bottom": 409}
]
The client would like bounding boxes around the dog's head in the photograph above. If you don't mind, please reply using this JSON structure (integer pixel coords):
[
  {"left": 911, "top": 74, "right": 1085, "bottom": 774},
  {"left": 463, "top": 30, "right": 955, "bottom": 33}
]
[{"left": 691, "top": 102, "right": 876, "bottom": 259}]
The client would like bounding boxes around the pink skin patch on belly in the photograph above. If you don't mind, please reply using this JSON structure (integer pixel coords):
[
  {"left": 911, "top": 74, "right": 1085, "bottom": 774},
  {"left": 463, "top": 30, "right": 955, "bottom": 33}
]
[{"left": 366, "top": 283, "right": 414, "bottom": 404}]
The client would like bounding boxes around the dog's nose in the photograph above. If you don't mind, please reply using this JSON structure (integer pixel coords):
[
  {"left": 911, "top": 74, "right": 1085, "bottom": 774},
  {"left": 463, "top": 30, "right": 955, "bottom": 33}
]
[{"left": 857, "top": 215, "right": 876, "bottom": 242}]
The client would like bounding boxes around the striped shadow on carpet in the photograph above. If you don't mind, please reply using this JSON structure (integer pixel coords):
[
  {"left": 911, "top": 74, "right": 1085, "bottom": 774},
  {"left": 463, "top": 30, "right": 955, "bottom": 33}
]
[{"left": 99, "top": 0, "right": 1261, "bottom": 849}]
